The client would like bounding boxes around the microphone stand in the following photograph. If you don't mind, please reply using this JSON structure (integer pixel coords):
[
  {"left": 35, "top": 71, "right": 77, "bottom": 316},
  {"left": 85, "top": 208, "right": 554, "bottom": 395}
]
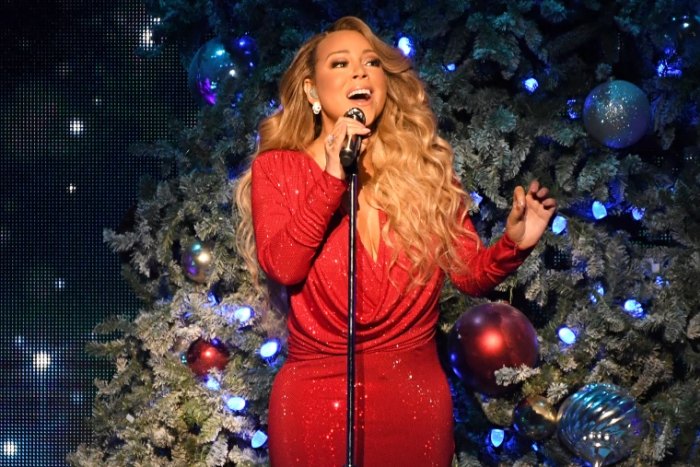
[
  {"left": 345, "top": 158, "right": 358, "bottom": 467},
  {"left": 339, "top": 109, "right": 364, "bottom": 467}
]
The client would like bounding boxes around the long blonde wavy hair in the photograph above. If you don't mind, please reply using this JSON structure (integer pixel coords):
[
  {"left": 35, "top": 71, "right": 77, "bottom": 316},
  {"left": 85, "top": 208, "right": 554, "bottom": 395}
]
[{"left": 235, "top": 16, "right": 473, "bottom": 287}]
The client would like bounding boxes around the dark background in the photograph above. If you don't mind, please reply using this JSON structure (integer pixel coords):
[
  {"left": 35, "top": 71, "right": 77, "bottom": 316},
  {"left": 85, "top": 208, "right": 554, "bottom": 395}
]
[{"left": 0, "top": 1, "right": 196, "bottom": 464}]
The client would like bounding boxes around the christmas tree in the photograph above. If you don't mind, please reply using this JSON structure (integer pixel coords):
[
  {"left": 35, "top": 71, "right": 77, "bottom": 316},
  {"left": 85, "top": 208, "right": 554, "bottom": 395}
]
[{"left": 69, "top": 0, "right": 700, "bottom": 465}]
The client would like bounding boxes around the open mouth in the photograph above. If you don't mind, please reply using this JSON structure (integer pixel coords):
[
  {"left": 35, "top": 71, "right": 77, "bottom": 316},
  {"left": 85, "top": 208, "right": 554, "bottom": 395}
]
[{"left": 347, "top": 88, "right": 372, "bottom": 102}]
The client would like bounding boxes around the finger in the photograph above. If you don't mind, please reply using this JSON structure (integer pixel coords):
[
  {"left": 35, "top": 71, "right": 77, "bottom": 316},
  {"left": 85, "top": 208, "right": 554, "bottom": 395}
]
[
  {"left": 542, "top": 198, "right": 557, "bottom": 209},
  {"left": 535, "top": 186, "right": 550, "bottom": 199},
  {"left": 344, "top": 124, "right": 371, "bottom": 139},
  {"left": 513, "top": 185, "right": 526, "bottom": 210},
  {"left": 528, "top": 180, "right": 540, "bottom": 194}
]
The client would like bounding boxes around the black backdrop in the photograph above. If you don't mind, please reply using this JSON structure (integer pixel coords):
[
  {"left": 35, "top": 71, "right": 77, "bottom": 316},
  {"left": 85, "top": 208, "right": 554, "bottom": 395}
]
[{"left": 0, "top": 1, "right": 195, "bottom": 464}]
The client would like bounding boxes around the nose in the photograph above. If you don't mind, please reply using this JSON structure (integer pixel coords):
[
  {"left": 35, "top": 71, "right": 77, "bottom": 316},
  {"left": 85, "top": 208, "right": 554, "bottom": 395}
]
[{"left": 352, "top": 61, "right": 368, "bottom": 79}]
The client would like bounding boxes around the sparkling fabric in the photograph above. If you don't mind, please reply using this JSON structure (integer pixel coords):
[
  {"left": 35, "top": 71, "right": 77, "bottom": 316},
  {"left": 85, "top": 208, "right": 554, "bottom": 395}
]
[{"left": 251, "top": 149, "right": 532, "bottom": 466}]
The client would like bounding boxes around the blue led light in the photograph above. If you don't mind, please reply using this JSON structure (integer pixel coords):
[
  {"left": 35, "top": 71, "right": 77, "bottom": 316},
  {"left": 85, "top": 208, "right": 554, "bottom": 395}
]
[
  {"left": 656, "top": 59, "right": 683, "bottom": 78},
  {"left": 234, "top": 306, "right": 253, "bottom": 322},
  {"left": 558, "top": 327, "right": 577, "bottom": 345},
  {"left": 592, "top": 201, "right": 607, "bottom": 220},
  {"left": 445, "top": 63, "right": 456, "bottom": 72},
  {"left": 207, "top": 292, "right": 218, "bottom": 305},
  {"left": 259, "top": 339, "right": 280, "bottom": 358},
  {"left": 523, "top": 78, "right": 539, "bottom": 93},
  {"left": 623, "top": 299, "right": 645, "bottom": 319},
  {"left": 567, "top": 98, "right": 581, "bottom": 119},
  {"left": 631, "top": 207, "right": 645, "bottom": 220},
  {"left": 655, "top": 276, "right": 669, "bottom": 287},
  {"left": 552, "top": 215, "right": 567, "bottom": 234},
  {"left": 225, "top": 396, "right": 246, "bottom": 411},
  {"left": 590, "top": 283, "right": 605, "bottom": 304},
  {"left": 397, "top": 36, "right": 413, "bottom": 56},
  {"left": 251, "top": 430, "right": 268, "bottom": 448},
  {"left": 470, "top": 192, "right": 483, "bottom": 208},
  {"left": 205, "top": 375, "right": 221, "bottom": 391},
  {"left": 489, "top": 429, "right": 505, "bottom": 447}
]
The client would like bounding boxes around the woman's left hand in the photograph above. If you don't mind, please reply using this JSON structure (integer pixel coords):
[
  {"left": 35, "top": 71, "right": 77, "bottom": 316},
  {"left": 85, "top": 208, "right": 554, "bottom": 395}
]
[{"left": 505, "top": 180, "right": 557, "bottom": 250}]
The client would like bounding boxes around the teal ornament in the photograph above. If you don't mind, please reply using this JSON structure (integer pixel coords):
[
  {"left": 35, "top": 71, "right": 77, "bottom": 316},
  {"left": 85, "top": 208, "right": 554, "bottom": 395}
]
[
  {"left": 557, "top": 383, "right": 649, "bottom": 466},
  {"left": 187, "top": 38, "right": 239, "bottom": 106},
  {"left": 582, "top": 80, "right": 650, "bottom": 149}
]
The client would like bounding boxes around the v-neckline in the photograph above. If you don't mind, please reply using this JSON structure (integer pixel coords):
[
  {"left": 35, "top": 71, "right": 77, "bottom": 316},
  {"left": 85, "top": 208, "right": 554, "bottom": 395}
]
[{"left": 356, "top": 209, "right": 385, "bottom": 266}]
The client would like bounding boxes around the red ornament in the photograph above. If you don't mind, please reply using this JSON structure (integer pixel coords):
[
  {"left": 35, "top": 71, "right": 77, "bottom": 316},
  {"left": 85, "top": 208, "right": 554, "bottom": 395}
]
[
  {"left": 448, "top": 302, "right": 538, "bottom": 396},
  {"left": 186, "top": 338, "right": 230, "bottom": 378}
]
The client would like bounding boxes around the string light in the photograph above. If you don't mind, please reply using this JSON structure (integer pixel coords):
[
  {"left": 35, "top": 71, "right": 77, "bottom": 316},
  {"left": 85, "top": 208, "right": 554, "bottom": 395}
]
[
  {"left": 567, "top": 98, "right": 581, "bottom": 119},
  {"left": 552, "top": 215, "right": 567, "bottom": 234},
  {"left": 631, "top": 207, "right": 645, "bottom": 220},
  {"left": 397, "top": 36, "right": 413, "bottom": 56},
  {"left": 233, "top": 306, "right": 252, "bottom": 323},
  {"left": 259, "top": 339, "right": 280, "bottom": 359},
  {"left": 489, "top": 429, "right": 505, "bottom": 447},
  {"left": 624, "top": 299, "right": 645, "bottom": 319},
  {"left": 592, "top": 201, "right": 607, "bottom": 220},
  {"left": 251, "top": 430, "right": 268, "bottom": 448},
  {"left": 205, "top": 376, "right": 221, "bottom": 391},
  {"left": 590, "top": 283, "right": 605, "bottom": 304},
  {"left": 558, "top": 327, "right": 577, "bottom": 345},
  {"left": 470, "top": 192, "right": 483, "bottom": 208},
  {"left": 523, "top": 78, "right": 539, "bottom": 93},
  {"left": 225, "top": 396, "right": 246, "bottom": 412}
]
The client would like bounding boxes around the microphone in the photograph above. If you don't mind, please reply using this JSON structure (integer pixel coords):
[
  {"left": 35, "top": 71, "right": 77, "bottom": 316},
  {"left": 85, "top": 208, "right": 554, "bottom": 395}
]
[{"left": 339, "top": 107, "right": 366, "bottom": 169}]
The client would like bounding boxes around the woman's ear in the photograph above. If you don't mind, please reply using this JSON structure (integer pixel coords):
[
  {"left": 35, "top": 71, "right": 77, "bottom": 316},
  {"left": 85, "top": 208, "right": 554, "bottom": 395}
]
[{"left": 303, "top": 79, "right": 318, "bottom": 103}]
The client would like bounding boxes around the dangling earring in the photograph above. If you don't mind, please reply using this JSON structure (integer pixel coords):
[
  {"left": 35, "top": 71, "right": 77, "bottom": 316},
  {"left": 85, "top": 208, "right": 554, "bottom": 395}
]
[{"left": 312, "top": 101, "right": 322, "bottom": 115}]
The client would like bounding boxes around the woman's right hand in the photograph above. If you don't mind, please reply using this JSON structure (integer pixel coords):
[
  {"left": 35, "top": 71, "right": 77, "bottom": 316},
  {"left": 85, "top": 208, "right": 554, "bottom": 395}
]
[{"left": 323, "top": 116, "right": 371, "bottom": 179}]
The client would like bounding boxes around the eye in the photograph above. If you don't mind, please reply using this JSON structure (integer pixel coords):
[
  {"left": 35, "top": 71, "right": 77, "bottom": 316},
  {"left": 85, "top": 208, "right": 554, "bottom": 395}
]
[
  {"left": 366, "top": 58, "right": 381, "bottom": 67},
  {"left": 331, "top": 60, "right": 348, "bottom": 68}
]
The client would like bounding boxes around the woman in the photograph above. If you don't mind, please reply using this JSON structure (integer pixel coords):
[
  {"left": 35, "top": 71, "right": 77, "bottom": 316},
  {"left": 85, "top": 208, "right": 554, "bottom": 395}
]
[{"left": 235, "top": 16, "right": 556, "bottom": 466}]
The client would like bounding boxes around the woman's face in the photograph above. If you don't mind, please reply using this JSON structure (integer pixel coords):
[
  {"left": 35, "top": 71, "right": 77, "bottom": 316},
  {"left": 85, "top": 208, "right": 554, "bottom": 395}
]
[{"left": 306, "top": 30, "right": 387, "bottom": 130}]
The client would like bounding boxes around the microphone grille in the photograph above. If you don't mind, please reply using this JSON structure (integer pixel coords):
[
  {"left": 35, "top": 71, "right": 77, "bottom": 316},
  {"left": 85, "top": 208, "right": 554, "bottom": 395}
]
[{"left": 345, "top": 107, "right": 366, "bottom": 124}]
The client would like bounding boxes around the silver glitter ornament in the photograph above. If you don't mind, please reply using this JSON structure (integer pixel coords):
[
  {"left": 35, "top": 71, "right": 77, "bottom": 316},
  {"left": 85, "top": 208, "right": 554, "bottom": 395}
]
[{"left": 582, "top": 80, "right": 650, "bottom": 149}]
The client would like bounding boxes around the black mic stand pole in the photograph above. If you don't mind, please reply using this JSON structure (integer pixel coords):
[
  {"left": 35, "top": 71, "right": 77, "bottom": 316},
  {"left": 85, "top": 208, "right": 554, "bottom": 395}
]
[
  {"left": 339, "top": 107, "right": 365, "bottom": 467},
  {"left": 344, "top": 154, "right": 359, "bottom": 467}
]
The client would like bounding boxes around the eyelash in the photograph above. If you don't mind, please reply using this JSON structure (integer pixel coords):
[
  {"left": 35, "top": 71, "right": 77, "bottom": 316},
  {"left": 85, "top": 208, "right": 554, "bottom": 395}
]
[{"left": 332, "top": 58, "right": 382, "bottom": 68}]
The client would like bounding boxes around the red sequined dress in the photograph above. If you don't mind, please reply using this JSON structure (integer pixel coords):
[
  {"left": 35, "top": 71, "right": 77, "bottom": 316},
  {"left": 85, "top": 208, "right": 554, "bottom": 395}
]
[{"left": 251, "top": 149, "right": 531, "bottom": 466}]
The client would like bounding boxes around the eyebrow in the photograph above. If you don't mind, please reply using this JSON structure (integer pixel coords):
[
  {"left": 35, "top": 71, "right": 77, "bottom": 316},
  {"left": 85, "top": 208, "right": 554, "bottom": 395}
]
[{"left": 324, "top": 49, "right": 375, "bottom": 61}]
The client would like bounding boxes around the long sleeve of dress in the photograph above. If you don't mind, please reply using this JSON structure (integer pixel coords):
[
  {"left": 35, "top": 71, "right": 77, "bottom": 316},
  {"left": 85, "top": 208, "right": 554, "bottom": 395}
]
[
  {"left": 448, "top": 216, "right": 533, "bottom": 297},
  {"left": 251, "top": 151, "right": 348, "bottom": 285}
]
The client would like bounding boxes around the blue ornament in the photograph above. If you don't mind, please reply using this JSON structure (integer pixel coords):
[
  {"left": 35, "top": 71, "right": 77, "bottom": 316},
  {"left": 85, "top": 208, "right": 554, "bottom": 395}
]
[
  {"left": 187, "top": 38, "right": 240, "bottom": 106},
  {"left": 557, "top": 383, "right": 649, "bottom": 466},
  {"left": 582, "top": 80, "right": 650, "bottom": 149}
]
